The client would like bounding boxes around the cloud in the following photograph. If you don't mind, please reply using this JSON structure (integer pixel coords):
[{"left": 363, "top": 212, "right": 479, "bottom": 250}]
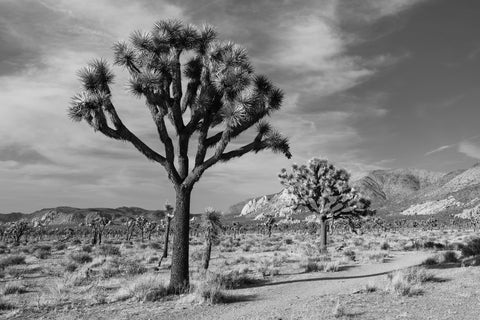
[
  {"left": 0, "top": 144, "right": 54, "bottom": 166},
  {"left": 458, "top": 141, "right": 480, "bottom": 159},
  {"left": 425, "top": 145, "right": 453, "bottom": 156}
]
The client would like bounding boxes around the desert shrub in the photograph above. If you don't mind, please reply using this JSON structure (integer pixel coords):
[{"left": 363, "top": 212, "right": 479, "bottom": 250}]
[
  {"left": 380, "top": 242, "right": 390, "bottom": 250},
  {"left": 100, "top": 263, "right": 122, "bottom": 279},
  {"left": 98, "top": 244, "right": 121, "bottom": 257},
  {"left": 55, "top": 243, "right": 67, "bottom": 251},
  {"left": 191, "top": 272, "right": 229, "bottom": 304},
  {"left": 65, "top": 262, "right": 78, "bottom": 273},
  {"left": 460, "top": 238, "right": 480, "bottom": 257},
  {"left": 0, "top": 255, "right": 26, "bottom": 269},
  {"left": 441, "top": 251, "right": 458, "bottom": 263},
  {"left": 70, "top": 253, "right": 92, "bottom": 264},
  {"left": 148, "top": 256, "right": 159, "bottom": 263},
  {"left": 0, "top": 299, "right": 15, "bottom": 311},
  {"left": 208, "top": 270, "right": 259, "bottom": 289},
  {"left": 367, "top": 251, "right": 389, "bottom": 263},
  {"left": 284, "top": 238, "right": 293, "bottom": 245},
  {"left": 82, "top": 245, "right": 93, "bottom": 253},
  {"left": 71, "top": 239, "right": 82, "bottom": 245},
  {"left": 241, "top": 244, "right": 252, "bottom": 252},
  {"left": 123, "top": 260, "right": 147, "bottom": 276},
  {"left": 302, "top": 259, "right": 322, "bottom": 273},
  {"left": 6, "top": 266, "right": 41, "bottom": 278},
  {"left": 3, "top": 283, "right": 27, "bottom": 295},
  {"left": 34, "top": 248, "right": 51, "bottom": 259},
  {"left": 149, "top": 242, "right": 162, "bottom": 250},
  {"left": 113, "top": 274, "right": 169, "bottom": 302},
  {"left": 386, "top": 267, "right": 435, "bottom": 296},
  {"left": 138, "top": 244, "right": 148, "bottom": 250},
  {"left": 190, "top": 249, "right": 204, "bottom": 262},
  {"left": 422, "top": 257, "right": 438, "bottom": 266},
  {"left": 343, "top": 249, "right": 356, "bottom": 261}
]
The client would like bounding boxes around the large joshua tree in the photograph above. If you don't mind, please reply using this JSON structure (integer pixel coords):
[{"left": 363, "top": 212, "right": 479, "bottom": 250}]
[
  {"left": 68, "top": 20, "right": 290, "bottom": 289},
  {"left": 278, "top": 158, "right": 374, "bottom": 253}
]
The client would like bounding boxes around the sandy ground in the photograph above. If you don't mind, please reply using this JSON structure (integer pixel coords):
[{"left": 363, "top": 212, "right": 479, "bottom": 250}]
[{"left": 7, "top": 251, "right": 451, "bottom": 320}]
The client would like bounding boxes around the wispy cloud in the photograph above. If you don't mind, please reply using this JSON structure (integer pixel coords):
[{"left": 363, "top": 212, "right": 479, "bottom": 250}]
[{"left": 425, "top": 145, "right": 453, "bottom": 156}]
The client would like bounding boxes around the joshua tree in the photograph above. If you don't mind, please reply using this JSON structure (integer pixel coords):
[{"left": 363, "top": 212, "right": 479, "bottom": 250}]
[
  {"left": 159, "top": 203, "right": 174, "bottom": 267},
  {"left": 87, "top": 216, "right": 111, "bottom": 245},
  {"left": 124, "top": 218, "right": 136, "bottom": 241},
  {"left": 279, "top": 158, "right": 374, "bottom": 253},
  {"left": 263, "top": 215, "right": 276, "bottom": 238},
  {"left": 145, "top": 221, "right": 158, "bottom": 241},
  {"left": 6, "top": 220, "right": 30, "bottom": 245},
  {"left": 135, "top": 216, "right": 149, "bottom": 242},
  {"left": 201, "top": 208, "right": 223, "bottom": 270},
  {"left": 68, "top": 19, "right": 290, "bottom": 288}
]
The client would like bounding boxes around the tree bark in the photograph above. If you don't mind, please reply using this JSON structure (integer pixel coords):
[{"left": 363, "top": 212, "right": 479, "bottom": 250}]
[
  {"left": 169, "top": 186, "right": 192, "bottom": 291},
  {"left": 203, "top": 240, "right": 212, "bottom": 270},
  {"left": 319, "top": 216, "right": 328, "bottom": 253}
]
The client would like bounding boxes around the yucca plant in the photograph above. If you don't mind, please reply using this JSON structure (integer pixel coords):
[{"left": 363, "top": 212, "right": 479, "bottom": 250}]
[
  {"left": 279, "top": 158, "right": 375, "bottom": 253},
  {"left": 69, "top": 19, "right": 290, "bottom": 289},
  {"left": 201, "top": 208, "right": 223, "bottom": 270}
]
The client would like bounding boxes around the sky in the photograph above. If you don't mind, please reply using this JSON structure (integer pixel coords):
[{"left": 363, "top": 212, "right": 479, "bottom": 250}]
[{"left": 1, "top": 0, "right": 480, "bottom": 213}]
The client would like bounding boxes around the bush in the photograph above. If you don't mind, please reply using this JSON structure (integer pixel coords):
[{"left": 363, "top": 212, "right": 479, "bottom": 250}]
[
  {"left": 380, "top": 242, "right": 390, "bottom": 250},
  {"left": 71, "top": 239, "right": 82, "bottom": 245},
  {"left": 65, "top": 263, "right": 78, "bottom": 273},
  {"left": 192, "top": 273, "right": 229, "bottom": 304},
  {"left": 98, "top": 244, "right": 121, "bottom": 256},
  {"left": 3, "top": 283, "right": 27, "bottom": 295},
  {"left": 284, "top": 238, "right": 293, "bottom": 245},
  {"left": 422, "top": 257, "right": 438, "bottom": 266},
  {"left": 441, "top": 251, "right": 458, "bottom": 263},
  {"left": 55, "top": 243, "right": 67, "bottom": 251},
  {"left": 82, "top": 245, "right": 93, "bottom": 253},
  {"left": 34, "top": 248, "right": 51, "bottom": 259},
  {"left": 113, "top": 274, "right": 170, "bottom": 302},
  {"left": 386, "top": 267, "right": 435, "bottom": 296},
  {"left": 149, "top": 242, "right": 162, "bottom": 250},
  {"left": 70, "top": 253, "right": 92, "bottom": 264},
  {"left": 460, "top": 238, "right": 480, "bottom": 257},
  {"left": 0, "top": 255, "right": 26, "bottom": 269},
  {"left": 123, "top": 261, "right": 147, "bottom": 276},
  {"left": 343, "top": 249, "right": 356, "bottom": 261},
  {"left": 0, "top": 299, "right": 15, "bottom": 311}
]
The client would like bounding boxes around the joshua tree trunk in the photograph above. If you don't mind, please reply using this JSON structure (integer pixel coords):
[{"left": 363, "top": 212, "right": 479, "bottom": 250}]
[
  {"left": 98, "top": 231, "right": 102, "bottom": 245},
  {"left": 92, "top": 230, "right": 98, "bottom": 246},
  {"left": 203, "top": 239, "right": 212, "bottom": 270},
  {"left": 169, "top": 187, "right": 192, "bottom": 291},
  {"left": 319, "top": 216, "right": 328, "bottom": 253}
]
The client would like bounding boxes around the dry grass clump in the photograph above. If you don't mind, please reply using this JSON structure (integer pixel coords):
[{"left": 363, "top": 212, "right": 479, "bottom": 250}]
[
  {"left": 366, "top": 251, "right": 390, "bottom": 263},
  {"left": 190, "top": 272, "right": 229, "bottom": 304},
  {"left": 3, "top": 282, "right": 27, "bottom": 295},
  {"left": 386, "top": 267, "right": 436, "bottom": 296},
  {"left": 98, "top": 244, "right": 121, "bottom": 257},
  {"left": 112, "top": 274, "right": 169, "bottom": 302},
  {"left": 0, "top": 298, "right": 15, "bottom": 311},
  {"left": 70, "top": 252, "right": 93, "bottom": 264},
  {"left": 302, "top": 259, "right": 340, "bottom": 273},
  {"left": 0, "top": 255, "right": 26, "bottom": 269}
]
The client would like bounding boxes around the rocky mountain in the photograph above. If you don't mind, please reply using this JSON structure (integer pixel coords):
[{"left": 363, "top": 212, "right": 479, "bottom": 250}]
[
  {"left": 0, "top": 206, "right": 167, "bottom": 226},
  {"left": 228, "top": 163, "right": 480, "bottom": 220}
]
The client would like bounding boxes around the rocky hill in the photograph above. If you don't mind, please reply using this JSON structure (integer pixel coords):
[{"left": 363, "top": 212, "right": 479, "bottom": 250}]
[
  {"left": 228, "top": 164, "right": 480, "bottom": 220},
  {"left": 0, "top": 206, "right": 167, "bottom": 226}
]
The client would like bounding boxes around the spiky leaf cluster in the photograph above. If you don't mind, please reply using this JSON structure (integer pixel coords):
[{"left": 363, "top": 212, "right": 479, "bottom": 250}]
[
  {"left": 201, "top": 207, "right": 223, "bottom": 243},
  {"left": 278, "top": 158, "right": 375, "bottom": 225}
]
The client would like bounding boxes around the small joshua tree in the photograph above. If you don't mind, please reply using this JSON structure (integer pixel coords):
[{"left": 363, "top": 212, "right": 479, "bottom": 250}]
[
  {"left": 135, "top": 216, "right": 149, "bottom": 242},
  {"left": 201, "top": 208, "right": 223, "bottom": 270},
  {"left": 159, "top": 202, "right": 174, "bottom": 267},
  {"left": 124, "top": 218, "right": 136, "bottom": 241},
  {"left": 279, "top": 158, "right": 375, "bottom": 253},
  {"left": 145, "top": 221, "right": 158, "bottom": 241},
  {"left": 87, "top": 216, "right": 111, "bottom": 245},
  {"left": 263, "top": 215, "right": 276, "bottom": 238}
]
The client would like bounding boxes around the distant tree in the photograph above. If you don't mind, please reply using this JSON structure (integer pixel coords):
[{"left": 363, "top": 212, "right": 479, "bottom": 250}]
[
  {"left": 124, "top": 218, "right": 136, "bottom": 241},
  {"left": 135, "top": 216, "right": 149, "bottom": 242},
  {"left": 262, "top": 215, "right": 275, "bottom": 238},
  {"left": 6, "top": 220, "right": 30, "bottom": 245},
  {"left": 279, "top": 158, "right": 375, "bottom": 253},
  {"left": 201, "top": 208, "right": 223, "bottom": 270},
  {"left": 68, "top": 19, "right": 290, "bottom": 289},
  {"left": 145, "top": 221, "right": 158, "bottom": 241},
  {"left": 87, "top": 216, "right": 111, "bottom": 245}
]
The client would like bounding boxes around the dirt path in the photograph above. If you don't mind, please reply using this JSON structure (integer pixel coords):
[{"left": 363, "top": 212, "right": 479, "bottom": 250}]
[{"left": 24, "top": 251, "right": 432, "bottom": 320}]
